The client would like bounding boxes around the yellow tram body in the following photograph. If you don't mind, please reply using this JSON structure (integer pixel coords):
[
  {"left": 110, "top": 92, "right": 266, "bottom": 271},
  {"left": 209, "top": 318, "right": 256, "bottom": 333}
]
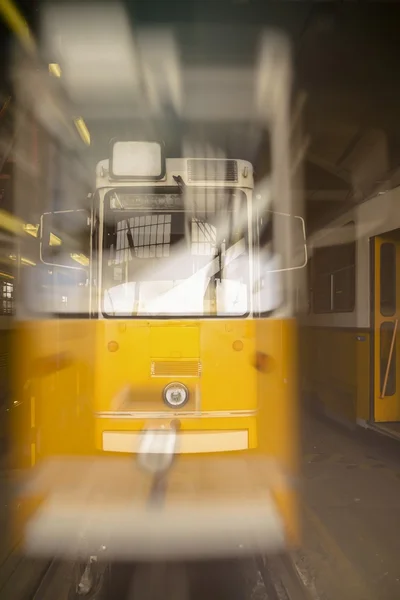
[
  {"left": 9, "top": 25, "right": 305, "bottom": 560},
  {"left": 15, "top": 323, "right": 299, "bottom": 554},
  {"left": 93, "top": 316, "right": 299, "bottom": 537},
  {"left": 17, "top": 316, "right": 298, "bottom": 473},
  {"left": 17, "top": 316, "right": 299, "bottom": 541},
  {"left": 13, "top": 152, "right": 302, "bottom": 559}
]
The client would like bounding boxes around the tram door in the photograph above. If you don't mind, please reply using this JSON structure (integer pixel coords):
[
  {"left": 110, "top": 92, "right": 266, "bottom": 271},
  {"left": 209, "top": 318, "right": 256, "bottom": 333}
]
[{"left": 373, "top": 234, "right": 400, "bottom": 422}]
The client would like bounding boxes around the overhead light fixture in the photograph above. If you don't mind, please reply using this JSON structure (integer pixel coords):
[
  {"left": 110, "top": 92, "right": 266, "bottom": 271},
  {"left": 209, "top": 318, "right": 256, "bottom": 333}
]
[
  {"left": 71, "top": 253, "right": 89, "bottom": 266},
  {"left": 9, "top": 254, "right": 36, "bottom": 266},
  {"left": 0, "top": 0, "right": 35, "bottom": 53},
  {"left": 74, "top": 118, "right": 91, "bottom": 146},
  {"left": 0, "top": 209, "right": 25, "bottom": 236},
  {"left": 48, "top": 63, "right": 62, "bottom": 78},
  {"left": 21, "top": 257, "right": 36, "bottom": 266},
  {"left": 23, "top": 223, "right": 39, "bottom": 238},
  {"left": 0, "top": 272, "right": 14, "bottom": 280},
  {"left": 49, "top": 233, "right": 61, "bottom": 246}
]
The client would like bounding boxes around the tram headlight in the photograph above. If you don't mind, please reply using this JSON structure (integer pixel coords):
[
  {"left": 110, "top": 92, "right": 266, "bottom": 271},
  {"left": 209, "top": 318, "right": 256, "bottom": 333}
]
[
  {"left": 110, "top": 141, "right": 165, "bottom": 180},
  {"left": 163, "top": 382, "right": 189, "bottom": 408}
]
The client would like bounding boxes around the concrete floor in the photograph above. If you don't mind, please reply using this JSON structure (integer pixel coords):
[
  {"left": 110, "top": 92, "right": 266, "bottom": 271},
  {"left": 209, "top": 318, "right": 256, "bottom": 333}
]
[
  {"left": 1, "top": 413, "right": 400, "bottom": 599},
  {"left": 298, "top": 411, "right": 400, "bottom": 600}
]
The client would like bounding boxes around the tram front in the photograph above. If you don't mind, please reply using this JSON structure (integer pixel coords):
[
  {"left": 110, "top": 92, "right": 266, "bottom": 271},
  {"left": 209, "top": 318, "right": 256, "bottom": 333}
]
[
  {"left": 96, "top": 150, "right": 256, "bottom": 451},
  {"left": 13, "top": 28, "right": 306, "bottom": 563}
]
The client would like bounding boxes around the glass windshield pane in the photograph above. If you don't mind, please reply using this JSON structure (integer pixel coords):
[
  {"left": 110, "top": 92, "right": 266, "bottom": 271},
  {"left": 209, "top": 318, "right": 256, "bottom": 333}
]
[{"left": 102, "top": 188, "right": 249, "bottom": 317}]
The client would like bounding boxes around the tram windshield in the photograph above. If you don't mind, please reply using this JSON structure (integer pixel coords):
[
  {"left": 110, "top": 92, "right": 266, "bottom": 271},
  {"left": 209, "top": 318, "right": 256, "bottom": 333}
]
[{"left": 102, "top": 187, "right": 250, "bottom": 317}]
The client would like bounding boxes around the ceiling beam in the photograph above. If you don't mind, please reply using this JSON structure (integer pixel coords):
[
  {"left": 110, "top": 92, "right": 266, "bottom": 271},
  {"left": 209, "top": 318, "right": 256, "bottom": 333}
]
[{"left": 306, "top": 152, "right": 354, "bottom": 189}]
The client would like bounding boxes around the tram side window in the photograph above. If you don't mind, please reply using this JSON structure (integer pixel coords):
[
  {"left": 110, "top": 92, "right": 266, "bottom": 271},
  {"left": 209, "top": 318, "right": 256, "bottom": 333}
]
[
  {"left": 254, "top": 208, "right": 283, "bottom": 316},
  {"left": 380, "top": 243, "right": 396, "bottom": 317},
  {"left": 33, "top": 210, "right": 90, "bottom": 316},
  {"left": 313, "top": 222, "right": 356, "bottom": 314}
]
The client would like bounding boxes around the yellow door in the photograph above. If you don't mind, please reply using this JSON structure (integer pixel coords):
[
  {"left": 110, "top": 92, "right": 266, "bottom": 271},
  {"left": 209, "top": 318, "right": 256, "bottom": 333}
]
[{"left": 374, "top": 235, "right": 400, "bottom": 422}]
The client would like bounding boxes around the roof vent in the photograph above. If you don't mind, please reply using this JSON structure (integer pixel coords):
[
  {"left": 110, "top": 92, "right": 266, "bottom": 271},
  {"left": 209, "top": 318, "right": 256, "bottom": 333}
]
[{"left": 187, "top": 159, "right": 238, "bottom": 183}]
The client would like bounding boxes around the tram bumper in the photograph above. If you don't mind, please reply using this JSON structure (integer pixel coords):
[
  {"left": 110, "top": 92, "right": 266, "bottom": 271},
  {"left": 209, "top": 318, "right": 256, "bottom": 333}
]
[{"left": 19, "top": 455, "right": 288, "bottom": 561}]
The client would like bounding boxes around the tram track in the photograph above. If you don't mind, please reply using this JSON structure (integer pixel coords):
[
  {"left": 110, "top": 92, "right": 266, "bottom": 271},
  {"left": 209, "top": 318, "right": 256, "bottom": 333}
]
[
  {"left": 0, "top": 547, "right": 58, "bottom": 600},
  {"left": 0, "top": 543, "right": 312, "bottom": 600},
  {"left": 30, "top": 559, "right": 61, "bottom": 600},
  {"left": 256, "top": 554, "right": 313, "bottom": 600},
  {"left": 107, "top": 554, "right": 313, "bottom": 600}
]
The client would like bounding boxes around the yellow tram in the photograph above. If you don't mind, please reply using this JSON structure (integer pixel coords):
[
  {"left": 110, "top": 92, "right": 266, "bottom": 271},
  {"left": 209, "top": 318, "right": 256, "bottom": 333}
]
[
  {"left": 11, "top": 29, "right": 306, "bottom": 563},
  {"left": 302, "top": 183, "right": 400, "bottom": 441}
]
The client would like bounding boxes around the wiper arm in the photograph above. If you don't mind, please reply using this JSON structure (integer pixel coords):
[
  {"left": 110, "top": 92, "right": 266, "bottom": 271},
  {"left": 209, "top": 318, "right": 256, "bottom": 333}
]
[
  {"left": 105, "top": 289, "right": 115, "bottom": 316},
  {"left": 125, "top": 219, "right": 135, "bottom": 253},
  {"left": 173, "top": 175, "right": 186, "bottom": 192},
  {"left": 173, "top": 175, "right": 192, "bottom": 249}
]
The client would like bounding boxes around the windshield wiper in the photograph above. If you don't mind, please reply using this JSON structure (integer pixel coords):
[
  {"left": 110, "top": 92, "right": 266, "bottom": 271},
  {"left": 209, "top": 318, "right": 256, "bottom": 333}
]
[
  {"left": 173, "top": 175, "right": 186, "bottom": 192},
  {"left": 105, "top": 289, "right": 115, "bottom": 316},
  {"left": 125, "top": 219, "right": 135, "bottom": 253}
]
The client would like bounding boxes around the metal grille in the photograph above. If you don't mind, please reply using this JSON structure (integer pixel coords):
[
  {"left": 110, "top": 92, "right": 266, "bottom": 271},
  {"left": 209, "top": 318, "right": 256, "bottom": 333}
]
[
  {"left": 112, "top": 214, "right": 171, "bottom": 265},
  {"left": 187, "top": 159, "right": 238, "bottom": 182},
  {"left": 151, "top": 361, "right": 201, "bottom": 377},
  {"left": 0, "top": 280, "right": 13, "bottom": 315},
  {"left": 191, "top": 219, "right": 217, "bottom": 256}
]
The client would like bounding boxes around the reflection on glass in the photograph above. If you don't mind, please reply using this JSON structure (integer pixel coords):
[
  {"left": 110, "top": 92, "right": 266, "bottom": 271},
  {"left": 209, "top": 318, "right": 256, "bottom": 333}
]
[
  {"left": 41, "top": 210, "right": 89, "bottom": 269},
  {"left": 26, "top": 266, "right": 89, "bottom": 315},
  {"left": 380, "top": 321, "right": 396, "bottom": 397},
  {"left": 380, "top": 243, "right": 396, "bottom": 317},
  {"left": 102, "top": 188, "right": 249, "bottom": 317}
]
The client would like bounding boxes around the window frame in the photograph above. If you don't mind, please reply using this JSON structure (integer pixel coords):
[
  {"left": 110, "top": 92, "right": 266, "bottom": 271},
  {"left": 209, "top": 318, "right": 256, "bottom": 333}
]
[
  {"left": 312, "top": 221, "right": 356, "bottom": 315},
  {"left": 100, "top": 186, "right": 251, "bottom": 320},
  {"left": 379, "top": 241, "right": 396, "bottom": 317},
  {"left": 0, "top": 278, "right": 14, "bottom": 316}
]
